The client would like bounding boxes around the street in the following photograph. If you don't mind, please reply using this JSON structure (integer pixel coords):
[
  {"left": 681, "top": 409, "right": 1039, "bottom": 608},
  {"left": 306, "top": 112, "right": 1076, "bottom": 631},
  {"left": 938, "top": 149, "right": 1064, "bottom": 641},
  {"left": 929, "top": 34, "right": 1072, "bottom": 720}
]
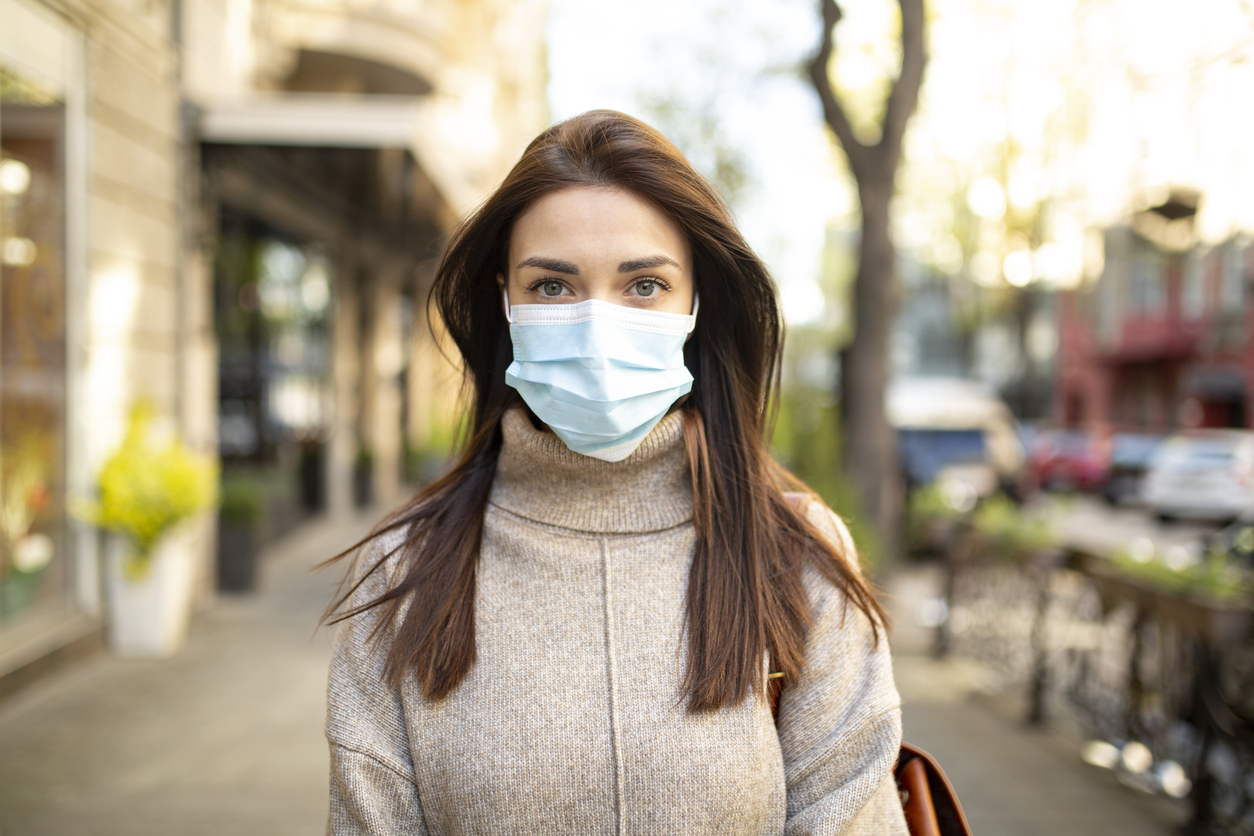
[{"left": 1040, "top": 492, "right": 1220, "bottom": 560}]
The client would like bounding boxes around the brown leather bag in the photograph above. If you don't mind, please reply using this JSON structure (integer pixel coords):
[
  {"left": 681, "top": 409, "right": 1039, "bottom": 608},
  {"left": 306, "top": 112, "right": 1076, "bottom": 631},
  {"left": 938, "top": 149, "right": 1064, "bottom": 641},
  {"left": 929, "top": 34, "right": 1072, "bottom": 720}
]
[
  {"left": 894, "top": 742, "right": 972, "bottom": 836},
  {"left": 769, "top": 678, "right": 973, "bottom": 836}
]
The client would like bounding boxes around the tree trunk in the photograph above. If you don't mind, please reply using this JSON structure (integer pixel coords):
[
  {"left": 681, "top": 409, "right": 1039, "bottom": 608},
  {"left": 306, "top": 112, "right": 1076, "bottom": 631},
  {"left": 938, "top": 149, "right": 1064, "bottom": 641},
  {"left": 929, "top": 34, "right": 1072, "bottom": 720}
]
[
  {"left": 840, "top": 183, "right": 900, "bottom": 558},
  {"left": 810, "top": 0, "right": 926, "bottom": 561}
]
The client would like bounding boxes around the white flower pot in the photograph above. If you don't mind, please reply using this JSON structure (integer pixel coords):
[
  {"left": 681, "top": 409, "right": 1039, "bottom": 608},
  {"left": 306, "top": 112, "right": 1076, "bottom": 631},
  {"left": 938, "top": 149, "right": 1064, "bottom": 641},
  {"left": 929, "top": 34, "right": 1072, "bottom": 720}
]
[{"left": 104, "top": 526, "right": 197, "bottom": 658}]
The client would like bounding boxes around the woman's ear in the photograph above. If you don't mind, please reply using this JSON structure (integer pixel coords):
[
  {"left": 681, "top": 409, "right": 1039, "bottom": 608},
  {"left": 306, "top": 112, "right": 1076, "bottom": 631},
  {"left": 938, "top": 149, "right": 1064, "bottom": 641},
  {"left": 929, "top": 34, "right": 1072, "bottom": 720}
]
[{"left": 496, "top": 273, "right": 506, "bottom": 291}]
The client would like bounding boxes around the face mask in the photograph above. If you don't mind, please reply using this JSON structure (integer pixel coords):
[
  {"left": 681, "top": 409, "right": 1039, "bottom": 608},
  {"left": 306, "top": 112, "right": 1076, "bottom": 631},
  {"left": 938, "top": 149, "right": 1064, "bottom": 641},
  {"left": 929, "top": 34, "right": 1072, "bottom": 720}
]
[{"left": 503, "top": 292, "right": 698, "bottom": 462}]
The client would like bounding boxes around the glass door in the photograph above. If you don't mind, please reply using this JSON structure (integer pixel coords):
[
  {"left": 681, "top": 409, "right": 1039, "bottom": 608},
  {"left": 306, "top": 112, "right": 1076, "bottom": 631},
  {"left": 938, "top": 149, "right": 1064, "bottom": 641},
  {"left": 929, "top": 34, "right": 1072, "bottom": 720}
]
[{"left": 0, "top": 61, "right": 68, "bottom": 620}]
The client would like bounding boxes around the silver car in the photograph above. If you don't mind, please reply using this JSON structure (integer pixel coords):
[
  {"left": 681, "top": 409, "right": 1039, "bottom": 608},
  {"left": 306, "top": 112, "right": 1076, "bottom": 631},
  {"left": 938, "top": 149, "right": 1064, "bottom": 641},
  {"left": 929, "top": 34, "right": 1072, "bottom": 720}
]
[{"left": 1142, "top": 431, "right": 1254, "bottom": 522}]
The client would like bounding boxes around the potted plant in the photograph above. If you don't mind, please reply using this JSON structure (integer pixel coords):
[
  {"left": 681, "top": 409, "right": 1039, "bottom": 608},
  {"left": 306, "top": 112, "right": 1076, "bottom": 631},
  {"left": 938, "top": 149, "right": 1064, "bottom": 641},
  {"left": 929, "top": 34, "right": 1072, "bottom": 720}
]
[
  {"left": 298, "top": 440, "right": 325, "bottom": 512},
  {"left": 217, "top": 475, "right": 264, "bottom": 592},
  {"left": 970, "top": 494, "right": 1057, "bottom": 566},
  {"left": 76, "top": 402, "right": 218, "bottom": 657},
  {"left": 906, "top": 481, "right": 971, "bottom": 557},
  {"left": 353, "top": 445, "right": 374, "bottom": 508}
]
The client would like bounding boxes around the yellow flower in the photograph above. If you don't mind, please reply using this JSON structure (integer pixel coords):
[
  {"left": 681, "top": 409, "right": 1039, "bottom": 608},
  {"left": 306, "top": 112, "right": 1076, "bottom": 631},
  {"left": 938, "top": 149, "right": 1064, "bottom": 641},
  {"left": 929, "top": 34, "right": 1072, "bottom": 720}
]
[{"left": 76, "top": 401, "right": 218, "bottom": 579}]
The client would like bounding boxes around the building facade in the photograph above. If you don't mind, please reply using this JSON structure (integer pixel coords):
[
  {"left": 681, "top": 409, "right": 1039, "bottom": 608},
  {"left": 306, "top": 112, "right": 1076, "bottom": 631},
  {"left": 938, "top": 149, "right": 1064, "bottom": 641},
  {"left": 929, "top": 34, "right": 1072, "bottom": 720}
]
[
  {"left": 0, "top": 0, "right": 545, "bottom": 694},
  {"left": 1056, "top": 224, "right": 1254, "bottom": 434}
]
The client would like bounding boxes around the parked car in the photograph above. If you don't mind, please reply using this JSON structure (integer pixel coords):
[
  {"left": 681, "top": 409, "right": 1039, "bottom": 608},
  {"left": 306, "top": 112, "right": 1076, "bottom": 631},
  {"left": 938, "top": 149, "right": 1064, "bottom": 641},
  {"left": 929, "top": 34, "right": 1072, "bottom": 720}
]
[
  {"left": 1029, "top": 429, "right": 1109, "bottom": 491},
  {"left": 1101, "top": 433, "right": 1164, "bottom": 506},
  {"left": 888, "top": 377, "right": 1029, "bottom": 501},
  {"left": 1142, "top": 430, "right": 1254, "bottom": 522}
]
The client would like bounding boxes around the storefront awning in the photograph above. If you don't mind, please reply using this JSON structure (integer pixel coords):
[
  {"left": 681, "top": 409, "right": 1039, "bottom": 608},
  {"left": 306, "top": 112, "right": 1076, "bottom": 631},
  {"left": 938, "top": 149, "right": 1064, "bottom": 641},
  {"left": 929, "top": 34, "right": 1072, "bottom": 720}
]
[
  {"left": 1183, "top": 367, "right": 1247, "bottom": 400},
  {"left": 197, "top": 93, "right": 423, "bottom": 151}
]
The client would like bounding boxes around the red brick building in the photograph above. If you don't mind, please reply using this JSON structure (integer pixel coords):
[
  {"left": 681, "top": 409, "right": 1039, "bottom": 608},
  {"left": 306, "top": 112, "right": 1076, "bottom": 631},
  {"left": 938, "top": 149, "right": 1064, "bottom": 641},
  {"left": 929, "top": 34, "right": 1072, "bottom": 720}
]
[{"left": 1057, "top": 225, "right": 1253, "bottom": 433}]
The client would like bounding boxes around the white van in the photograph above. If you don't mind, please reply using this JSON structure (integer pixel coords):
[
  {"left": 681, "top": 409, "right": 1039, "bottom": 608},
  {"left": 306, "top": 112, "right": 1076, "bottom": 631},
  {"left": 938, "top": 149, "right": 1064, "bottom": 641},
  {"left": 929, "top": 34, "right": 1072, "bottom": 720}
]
[{"left": 888, "top": 377, "right": 1028, "bottom": 501}]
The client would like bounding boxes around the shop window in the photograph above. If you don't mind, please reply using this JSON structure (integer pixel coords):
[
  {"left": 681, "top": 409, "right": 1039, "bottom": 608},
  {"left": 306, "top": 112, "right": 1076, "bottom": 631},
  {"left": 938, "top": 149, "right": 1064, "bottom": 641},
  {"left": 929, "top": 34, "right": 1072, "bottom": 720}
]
[
  {"left": 1130, "top": 246, "right": 1165, "bottom": 316},
  {"left": 217, "top": 227, "right": 334, "bottom": 458},
  {"left": 1220, "top": 239, "right": 1246, "bottom": 313},
  {"left": 215, "top": 216, "right": 335, "bottom": 526},
  {"left": 1182, "top": 248, "right": 1206, "bottom": 319},
  {"left": 0, "top": 62, "right": 67, "bottom": 620}
]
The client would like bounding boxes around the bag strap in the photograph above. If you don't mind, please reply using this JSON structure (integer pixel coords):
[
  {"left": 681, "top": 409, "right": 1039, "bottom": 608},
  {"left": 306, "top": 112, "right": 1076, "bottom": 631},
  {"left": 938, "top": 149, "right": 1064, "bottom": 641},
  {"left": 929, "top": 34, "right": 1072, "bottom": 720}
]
[
  {"left": 895, "top": 744, "right": 973, "bottom": 836},
  {"left": 897, "top": 757, "right": 942, "bottom": 836}
]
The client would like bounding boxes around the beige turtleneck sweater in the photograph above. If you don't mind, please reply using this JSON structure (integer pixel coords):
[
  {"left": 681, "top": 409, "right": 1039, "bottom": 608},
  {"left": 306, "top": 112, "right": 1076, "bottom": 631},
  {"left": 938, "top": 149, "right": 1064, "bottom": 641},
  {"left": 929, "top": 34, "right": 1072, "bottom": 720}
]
[{"left": 326, "top": 409, "right": 908, "bottom": 835}]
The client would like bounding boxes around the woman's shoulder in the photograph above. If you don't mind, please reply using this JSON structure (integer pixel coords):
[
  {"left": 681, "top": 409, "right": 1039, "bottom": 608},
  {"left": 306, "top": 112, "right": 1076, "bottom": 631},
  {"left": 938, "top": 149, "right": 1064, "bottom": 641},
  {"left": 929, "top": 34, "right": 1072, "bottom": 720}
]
[
  {"left": 327, "top": 524, "right": 415, "bottom": 690},
  {"left": 781, "top": 491, "right": 885, "bottom": 639},
  {"left": 341, "top": 523, "right": 414, "bottom": 616},
  {"left": 783, "top": 491, "right": 863, "bottom": 578}
]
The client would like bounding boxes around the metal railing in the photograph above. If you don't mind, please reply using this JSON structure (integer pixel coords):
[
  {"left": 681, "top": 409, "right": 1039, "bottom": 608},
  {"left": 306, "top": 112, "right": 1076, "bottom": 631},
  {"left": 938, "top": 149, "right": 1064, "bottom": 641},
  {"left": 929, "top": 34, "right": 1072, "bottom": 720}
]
[{"left": 931, "top": 530, "right": 1254, "bottom": 833}]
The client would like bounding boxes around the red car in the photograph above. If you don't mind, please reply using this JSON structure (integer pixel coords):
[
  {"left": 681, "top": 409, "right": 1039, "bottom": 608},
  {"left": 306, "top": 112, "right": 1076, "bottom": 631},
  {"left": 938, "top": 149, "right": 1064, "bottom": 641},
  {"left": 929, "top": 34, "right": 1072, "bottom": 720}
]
[{"left": 1030, "top": 430, "right": 1109, "bottom": 491}]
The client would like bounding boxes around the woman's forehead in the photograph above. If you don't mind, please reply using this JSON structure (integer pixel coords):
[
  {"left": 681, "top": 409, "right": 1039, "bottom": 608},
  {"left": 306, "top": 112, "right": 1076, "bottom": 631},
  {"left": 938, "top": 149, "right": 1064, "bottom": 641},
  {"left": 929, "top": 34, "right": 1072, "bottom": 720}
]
[{"left": 509, "top": 186, "right": 689, "bottom": 268}]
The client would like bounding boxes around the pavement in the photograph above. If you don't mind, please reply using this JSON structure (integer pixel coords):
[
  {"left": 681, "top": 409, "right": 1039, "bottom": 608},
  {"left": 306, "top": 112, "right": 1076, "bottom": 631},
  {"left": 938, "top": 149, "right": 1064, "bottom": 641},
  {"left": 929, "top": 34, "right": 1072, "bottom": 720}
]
[
  {"left": 1041, "top": 493, "right": 1214, "bottom": 559},
  {"left": 888, "top": 566, "right": 1190, "bottom": 836},
  {"left": 0, "top": 507, "right": 1194, "bottom": 835},
  {"left": 0, "top": 509, "right": 381, "bottom": 836}
]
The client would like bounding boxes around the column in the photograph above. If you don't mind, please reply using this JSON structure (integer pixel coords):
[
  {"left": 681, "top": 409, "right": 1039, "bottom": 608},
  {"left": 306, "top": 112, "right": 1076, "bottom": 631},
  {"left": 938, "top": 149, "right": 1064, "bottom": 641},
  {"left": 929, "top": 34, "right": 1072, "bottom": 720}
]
[
  {"left": 326, "top": 253, "right": 360, "bottom": 519},
  {"left": 369, "top": 263, "right": 404, "bottom": 508}
]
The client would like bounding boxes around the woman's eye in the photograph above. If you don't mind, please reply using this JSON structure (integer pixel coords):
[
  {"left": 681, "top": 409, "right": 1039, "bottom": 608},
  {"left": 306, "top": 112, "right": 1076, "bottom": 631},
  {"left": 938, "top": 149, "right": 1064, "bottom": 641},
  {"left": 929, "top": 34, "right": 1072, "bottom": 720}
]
[
  {"left": 634, "top": 280, "right": 657, "bottom": 297},
  {"left": 540, "top": 281, "right": 565, "bottom": 297}
]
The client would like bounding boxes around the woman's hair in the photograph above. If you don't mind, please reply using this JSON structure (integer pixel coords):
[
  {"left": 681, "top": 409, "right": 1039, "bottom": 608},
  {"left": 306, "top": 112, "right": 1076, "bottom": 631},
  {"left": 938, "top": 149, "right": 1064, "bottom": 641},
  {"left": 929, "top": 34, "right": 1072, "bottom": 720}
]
[{"left": 326, "top": 109, "right": 887, "bottom": 711}]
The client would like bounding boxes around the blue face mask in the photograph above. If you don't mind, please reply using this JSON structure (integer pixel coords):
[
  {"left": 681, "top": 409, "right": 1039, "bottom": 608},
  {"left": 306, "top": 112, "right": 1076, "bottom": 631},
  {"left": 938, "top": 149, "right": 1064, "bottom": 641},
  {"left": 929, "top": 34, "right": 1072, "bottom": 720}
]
[{"left": 503, "top": 292, "right": 698, "bottom": 462}]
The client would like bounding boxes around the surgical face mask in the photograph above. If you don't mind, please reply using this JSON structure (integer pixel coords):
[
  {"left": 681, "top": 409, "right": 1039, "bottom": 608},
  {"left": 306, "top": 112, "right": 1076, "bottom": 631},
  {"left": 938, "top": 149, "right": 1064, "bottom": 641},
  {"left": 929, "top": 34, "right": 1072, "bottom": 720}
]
[{"left": 503, "top": 292, "right": 698, "bottom": 462}]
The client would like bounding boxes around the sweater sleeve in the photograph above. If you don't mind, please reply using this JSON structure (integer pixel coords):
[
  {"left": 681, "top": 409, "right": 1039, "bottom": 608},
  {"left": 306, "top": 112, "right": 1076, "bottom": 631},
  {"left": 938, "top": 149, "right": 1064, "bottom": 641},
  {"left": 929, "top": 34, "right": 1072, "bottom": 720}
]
[
  {"left": 777, "top": 501, "right": 909, "bottom": 836},
  {"left": 325, "top": 531, "right": 429, "bottom": 835}
]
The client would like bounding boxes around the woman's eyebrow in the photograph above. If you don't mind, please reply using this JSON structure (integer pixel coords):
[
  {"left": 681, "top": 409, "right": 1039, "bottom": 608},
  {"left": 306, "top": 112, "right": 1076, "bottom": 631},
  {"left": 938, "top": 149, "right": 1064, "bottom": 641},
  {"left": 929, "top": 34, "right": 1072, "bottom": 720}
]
[
  {"left": 619, "top": 255, "right": 680, "bottom": 272},
  {"left": 516, "top": 256, "right": 579, "bottom": 274}
]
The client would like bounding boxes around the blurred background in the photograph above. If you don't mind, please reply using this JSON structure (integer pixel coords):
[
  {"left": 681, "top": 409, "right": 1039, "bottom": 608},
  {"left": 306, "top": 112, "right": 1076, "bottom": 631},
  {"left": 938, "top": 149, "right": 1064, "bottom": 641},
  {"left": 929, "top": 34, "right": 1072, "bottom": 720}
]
[{"left": 3, "top": 0, "right": 1254, "bottom": 832}]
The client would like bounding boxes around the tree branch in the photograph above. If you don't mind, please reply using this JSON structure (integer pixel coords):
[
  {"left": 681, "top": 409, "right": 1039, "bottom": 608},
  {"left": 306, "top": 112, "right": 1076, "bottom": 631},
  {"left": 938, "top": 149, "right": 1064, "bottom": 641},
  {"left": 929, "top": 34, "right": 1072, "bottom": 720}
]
[
  {"left": 809, "top": 0, "right": 867, "bottom": 171},
  {"left": 878, "top": 0, "right": 927, "bottom": 171}
]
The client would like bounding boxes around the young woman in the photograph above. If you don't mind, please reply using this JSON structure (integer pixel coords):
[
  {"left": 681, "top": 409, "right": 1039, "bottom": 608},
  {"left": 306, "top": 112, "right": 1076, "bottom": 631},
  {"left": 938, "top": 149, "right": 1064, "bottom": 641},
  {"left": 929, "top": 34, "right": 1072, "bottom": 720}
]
[{"left": 325, "top": 110, "right": 908, "bottom": 835}]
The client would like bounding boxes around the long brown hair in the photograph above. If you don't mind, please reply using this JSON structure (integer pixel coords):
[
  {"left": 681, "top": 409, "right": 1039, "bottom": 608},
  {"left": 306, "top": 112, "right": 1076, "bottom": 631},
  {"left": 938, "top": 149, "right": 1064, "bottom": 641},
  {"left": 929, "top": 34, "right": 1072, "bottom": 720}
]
[{"left": 326, "top": 110, "right": 887, "bottom": 711}]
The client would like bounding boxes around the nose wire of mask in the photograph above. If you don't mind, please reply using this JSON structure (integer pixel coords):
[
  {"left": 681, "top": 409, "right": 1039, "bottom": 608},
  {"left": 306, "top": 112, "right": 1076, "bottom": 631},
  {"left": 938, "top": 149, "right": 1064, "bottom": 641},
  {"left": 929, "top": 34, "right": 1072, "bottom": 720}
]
[
  {"left": 502, "top": 289, "right": 698, "bottom": 462},
  {"left": 502, "top": 289, "right": 698, "bottom": 321}
]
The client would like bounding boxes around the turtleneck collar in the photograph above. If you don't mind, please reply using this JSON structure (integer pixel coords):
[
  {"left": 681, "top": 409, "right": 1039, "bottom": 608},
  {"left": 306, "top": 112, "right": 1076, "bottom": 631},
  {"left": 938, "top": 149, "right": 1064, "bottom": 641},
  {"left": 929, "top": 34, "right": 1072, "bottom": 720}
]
[{"left": 489, "top": 407, "right": 693, "bottom": 534}]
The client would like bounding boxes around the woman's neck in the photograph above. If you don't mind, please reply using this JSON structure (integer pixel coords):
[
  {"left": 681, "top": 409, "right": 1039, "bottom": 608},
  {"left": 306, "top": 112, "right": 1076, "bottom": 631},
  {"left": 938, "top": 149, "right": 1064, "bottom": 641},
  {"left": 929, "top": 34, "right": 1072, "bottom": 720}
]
[{"left": 489, "top": 407, "right": 693, "bottom": 534}]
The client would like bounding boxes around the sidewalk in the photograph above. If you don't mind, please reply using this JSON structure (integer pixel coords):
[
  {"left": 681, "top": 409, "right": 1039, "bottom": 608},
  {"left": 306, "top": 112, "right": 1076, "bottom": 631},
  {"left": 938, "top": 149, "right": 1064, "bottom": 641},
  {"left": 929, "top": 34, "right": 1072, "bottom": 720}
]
[
  {"left": 0, "top": 516, "right": 1190, "bottom": 835},
  {"left": 0, "top": 509, "right": 380, "bottom": 836},
  {"left": 889, "top": 567, "right": 1189, "bottom": 836}
]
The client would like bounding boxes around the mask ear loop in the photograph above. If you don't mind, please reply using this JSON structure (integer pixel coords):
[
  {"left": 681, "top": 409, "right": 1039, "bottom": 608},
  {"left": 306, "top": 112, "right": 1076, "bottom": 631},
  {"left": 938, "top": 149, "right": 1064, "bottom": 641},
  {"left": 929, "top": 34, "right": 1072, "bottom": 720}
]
[
  {"left": 687, "top": 292, "right": 700, "bottom": 332},
  {"left": 502, "top": 289, "right": 515, "bottom": 324}
]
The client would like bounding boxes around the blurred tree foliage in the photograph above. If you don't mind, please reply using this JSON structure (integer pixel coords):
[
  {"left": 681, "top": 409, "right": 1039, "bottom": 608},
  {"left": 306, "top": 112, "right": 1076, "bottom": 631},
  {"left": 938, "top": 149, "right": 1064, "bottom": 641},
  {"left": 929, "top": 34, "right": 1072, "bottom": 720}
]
[
  {"left": 639, "top": 91, "right": 749, "bottom": 207},
  {"left": 771, "top": 387, "right": 885, "bottom": 573}
]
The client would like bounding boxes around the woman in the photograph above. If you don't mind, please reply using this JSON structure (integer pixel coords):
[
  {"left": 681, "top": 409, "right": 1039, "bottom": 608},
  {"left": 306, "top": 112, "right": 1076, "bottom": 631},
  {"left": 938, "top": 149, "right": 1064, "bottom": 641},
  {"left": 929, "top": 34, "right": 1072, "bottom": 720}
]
[{"left": 325, "top": 110, "right": 908, "bottom": 835}]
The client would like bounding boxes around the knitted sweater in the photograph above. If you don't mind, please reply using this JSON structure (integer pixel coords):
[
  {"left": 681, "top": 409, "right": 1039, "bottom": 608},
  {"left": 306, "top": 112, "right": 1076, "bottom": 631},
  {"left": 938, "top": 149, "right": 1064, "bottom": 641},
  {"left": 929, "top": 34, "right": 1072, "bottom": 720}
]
[{"left": 326, "top": 408, "right": 908, "bottom": 836}]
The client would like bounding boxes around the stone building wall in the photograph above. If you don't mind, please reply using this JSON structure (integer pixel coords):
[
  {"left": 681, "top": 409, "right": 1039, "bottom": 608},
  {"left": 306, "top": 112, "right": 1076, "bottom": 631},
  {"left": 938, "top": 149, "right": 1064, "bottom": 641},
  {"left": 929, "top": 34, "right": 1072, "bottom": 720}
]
[
  {"left": 0, "top": 0, "right": 204, "bottom": 678},
  {"left": 0, "top": 0, "right": 547, "bottom": 686}
]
